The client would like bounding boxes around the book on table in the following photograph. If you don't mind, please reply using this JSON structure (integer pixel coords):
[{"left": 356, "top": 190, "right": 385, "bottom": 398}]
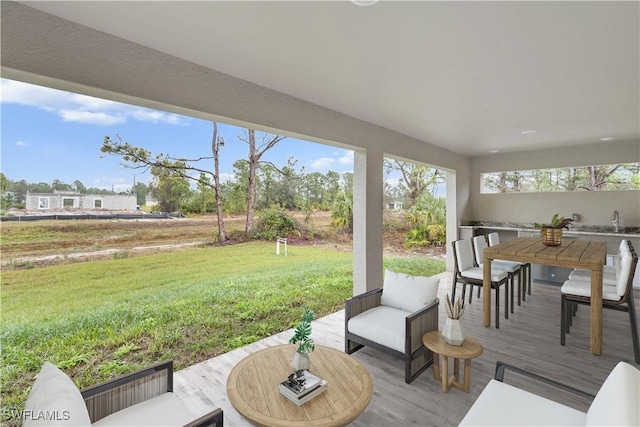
[{"left": 279, "top": 369, "right": 327, "bottom": 405}]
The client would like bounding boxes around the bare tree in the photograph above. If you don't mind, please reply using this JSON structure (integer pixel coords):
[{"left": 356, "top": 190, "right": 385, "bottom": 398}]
[
  {"left": 211, "top": 122, "right": 227, "bottom": 242},
  {"left": 101, "top": 121, "right": 229, "bottom": 243},
  {"left": 237, "top": 129, "right": 286, "bottom": 234}
]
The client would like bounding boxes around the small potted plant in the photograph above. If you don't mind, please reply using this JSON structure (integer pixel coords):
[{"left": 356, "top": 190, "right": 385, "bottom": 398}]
[
  {"left": 534, "top": 214, "right": 574, "bottom": 246},
  {"left": 442, "top": 294, "right": 465, "bottom": 346},
  {"left": 289, "top": 307, "right": 316, "bottom": 370}
]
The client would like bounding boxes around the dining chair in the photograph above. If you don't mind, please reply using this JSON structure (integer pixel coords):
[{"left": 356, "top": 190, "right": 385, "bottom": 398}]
[
  {"left": 567, "top": 239, "right": 629, "bottom": 285},
  {"left": 488, "top": 232, "right": 531, "bottom": 305},
  {"left": 560, "top": 240, "right": 639, "bottom": 363},
  {"left": 452, "top": 238, "right": 509, "bottom": 328},
  {"left": 472, "top": 235, "right": 520, "bottom": 314}
]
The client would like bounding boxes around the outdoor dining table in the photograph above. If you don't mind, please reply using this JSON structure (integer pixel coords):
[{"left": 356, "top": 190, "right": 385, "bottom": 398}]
[{"left": 483, "top": 237, "right": 607, "bottom": 355}]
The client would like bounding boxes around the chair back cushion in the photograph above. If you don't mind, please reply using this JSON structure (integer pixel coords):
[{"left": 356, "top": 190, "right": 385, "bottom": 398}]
[
  {"left": 472, "top": 236, "right": 488, "bottom": 264},
  {"left": 615, "top": 251, "right": 633, "bottom": 297},
  {"left": 586, "top": 361, "right": 640, "bottom": 426},
  {"left": 454, "top": 239, "right": 476, "bottom": 271},
  {"left": 381, "top": 269, "right": 439, "bottom": 313},
  {"left": 23, "top": 362, "right": 92, "bottom": 426},
  {"left": 488, "top": 232, "right": 500, "bottom": 246}
]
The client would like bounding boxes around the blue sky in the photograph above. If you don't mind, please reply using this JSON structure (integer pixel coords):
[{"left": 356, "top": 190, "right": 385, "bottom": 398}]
[{"left": 0, "top": 78, "right": 356, "bottom": 192}]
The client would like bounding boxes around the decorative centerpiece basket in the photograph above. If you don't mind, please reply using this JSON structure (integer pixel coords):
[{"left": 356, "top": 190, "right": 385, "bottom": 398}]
[
  {"left": 534, "top": 214, "right": 573, "bottom": 247},
  {"left": 541, "top": 228, "right": 563, "bottom": 246}
]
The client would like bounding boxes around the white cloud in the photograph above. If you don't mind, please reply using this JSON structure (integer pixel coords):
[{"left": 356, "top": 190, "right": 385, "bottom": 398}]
[
  {"left": 220, "top": 172, "right": 235, "bottom": 183},
  {"left": 1, "top": 78, "right": 187, "bottom": 127},
  {"left": 308, "top": 150, "right": 354, "bottom": 171},
  {"left": 309, "top": 157, "right": 336, "bottom": 170},
  {"left": 338, "top": 150, "right": 354, "bottom": 165},
  {"left": 59, "top": 110, "right": 126, "bottom": 126},
  {"left": 16, "top": 140, "right": 28, "bottom": 146}
]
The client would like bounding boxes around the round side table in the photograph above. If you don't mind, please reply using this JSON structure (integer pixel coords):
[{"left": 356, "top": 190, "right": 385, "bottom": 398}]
[{"left": 422, "top": 331, "right": 483, "bottom": 393}]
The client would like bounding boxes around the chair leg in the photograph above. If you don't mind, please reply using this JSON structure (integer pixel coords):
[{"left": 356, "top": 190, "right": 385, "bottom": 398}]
[
  {"left": 627, "top": 295, "right": 640, "bottom": 364},
  {"left": 517, "top": 269, "right": 522, "bottom": 307},
  {"left": 510, "top": 273, "right": 515, "bottom": 314},
  {"left": 504, "top": 283, "right": 509, "bottom": 319},
  {"left": 452, "top": 278, "right": 457, "bottom": 301},
  {"left": 495, "top": 285, "right": 500, "bottom": 329},
  {"left": 561, "top": 294, "right": 566, "bottom": 346},
  {"left": 527, "top": 264, "right": 532, "bottom": 295}
]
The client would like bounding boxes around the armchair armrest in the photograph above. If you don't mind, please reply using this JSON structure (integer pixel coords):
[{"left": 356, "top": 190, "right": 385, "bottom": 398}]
[
  {"left": 406, "top": 298, "right": 439, "bottom": 357},
  {"left": 183, "top": 407, "right": 224, "bottom": 427},
  {"left": 80, "top": 360, "right": 174, "bottom": 423},
  {"left": 494, "top": 361, "right": 595, "bottom": 401},
  {"left": 345, "top": 288, "right": 383, "bottom": 322}
]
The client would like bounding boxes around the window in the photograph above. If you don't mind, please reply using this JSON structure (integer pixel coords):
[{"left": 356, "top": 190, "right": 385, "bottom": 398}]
[
  {"left": 38, "top": 197, "right": 50, "bottom": 209},
  {"left": 93, "top": 198, "right": 103, "bottom": 209},
  {"left": 481, "top": 163, "right": 640, "bottom": 194},
  {"left": 62, "top": 198, "right": 77, "bottom": 208}
]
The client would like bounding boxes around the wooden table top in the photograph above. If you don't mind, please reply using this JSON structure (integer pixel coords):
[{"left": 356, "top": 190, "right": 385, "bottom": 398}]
[
  {"left": 226, "top": 344, "right": 373, "bottom": 427},
  {"left": 422, "top": 331, "right": 483, "bottom": 359},
  {"left": 483, "top": 237, "right": 606, "bottom": 269}
]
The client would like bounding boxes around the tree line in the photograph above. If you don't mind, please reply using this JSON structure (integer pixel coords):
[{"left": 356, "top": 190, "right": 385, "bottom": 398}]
[
  {"left": 482, "top": 163, "right": 640, "bottom": 194},
  {"left": 1, "top": 122, "right": 447, "bottom": 247}
]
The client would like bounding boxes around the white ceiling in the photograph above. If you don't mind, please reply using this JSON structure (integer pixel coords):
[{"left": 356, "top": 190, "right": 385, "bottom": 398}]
[{"left": 22, "top": 1, "right": 640, "bottom": 156}]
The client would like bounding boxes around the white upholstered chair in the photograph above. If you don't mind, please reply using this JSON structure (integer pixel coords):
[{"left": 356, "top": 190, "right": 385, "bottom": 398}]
[
  {"left": 345, "top": 269, "right": 439, "bottom": 383},
  {"left": 560, "top": 240, "right": 639, "bottom": 364},
  {"left": 473, "top": 235, "right": 521, "bottom": 314},
  {"left": 488, "top": 232, "right": 531, "bottom": 305},
  {"left": 452, "top": 238, "right": 509, "bottom": 328}
]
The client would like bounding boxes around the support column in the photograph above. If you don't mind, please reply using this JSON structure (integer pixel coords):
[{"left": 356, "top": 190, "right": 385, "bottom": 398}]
[{"left": 353, "top": 149, "right": 384, "bottom": 296}]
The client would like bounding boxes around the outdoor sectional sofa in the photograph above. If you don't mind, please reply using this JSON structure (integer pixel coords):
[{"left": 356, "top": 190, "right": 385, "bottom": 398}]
[{"left": 22, "top": 360, "right": 223, "bottom": 426}]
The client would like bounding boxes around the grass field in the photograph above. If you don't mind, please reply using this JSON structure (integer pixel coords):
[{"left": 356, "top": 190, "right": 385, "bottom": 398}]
[{"left": 0, "top": 241, "right": 445, "bottom": 424}]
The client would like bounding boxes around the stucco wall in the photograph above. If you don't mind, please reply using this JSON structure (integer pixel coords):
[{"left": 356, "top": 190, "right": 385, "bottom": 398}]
[{"left": 468, "top": 139, "right": 640, "bottom": 227}]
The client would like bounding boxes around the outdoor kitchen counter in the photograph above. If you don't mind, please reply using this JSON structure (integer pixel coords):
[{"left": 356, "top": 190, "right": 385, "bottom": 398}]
[{"left": 459, "top": 223, "right": 640, "bottom": 238}]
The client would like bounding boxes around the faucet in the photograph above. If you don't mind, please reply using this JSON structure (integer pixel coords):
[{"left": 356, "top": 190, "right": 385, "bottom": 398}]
[{"left": 612, "top": 210, "right": 620, "bottom": 232}]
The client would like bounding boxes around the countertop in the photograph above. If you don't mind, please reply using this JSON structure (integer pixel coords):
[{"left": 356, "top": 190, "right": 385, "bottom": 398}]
[{"left": 460, "top": 222, "right": 640, "bottom": 238}]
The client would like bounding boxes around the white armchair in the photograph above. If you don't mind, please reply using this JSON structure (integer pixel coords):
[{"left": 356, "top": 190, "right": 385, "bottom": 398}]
[
  {"left": 345, "top": 270, "right": 439, "bottom": 383},
  {"left": 460, "top": 361, "right": 640, "bottom": 426}
]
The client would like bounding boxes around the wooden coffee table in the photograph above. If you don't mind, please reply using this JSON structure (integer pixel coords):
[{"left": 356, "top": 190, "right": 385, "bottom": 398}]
[
  {"left": 226, "top": 344, "right": 373, "bottom": 427},
  {"left": 422, "top": 331, "right": 483, "bottom": 393}
]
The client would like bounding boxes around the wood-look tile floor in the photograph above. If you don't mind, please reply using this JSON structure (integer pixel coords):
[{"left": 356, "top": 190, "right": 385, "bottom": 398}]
[{"left": 174, "top": 272, "right": 640, "bottom": 426}]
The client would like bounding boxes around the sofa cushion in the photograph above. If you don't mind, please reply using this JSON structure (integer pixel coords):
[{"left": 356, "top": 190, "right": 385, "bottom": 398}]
[
  {"left": 92, "top": 392, "right": 194, "bottom": 426},
  {"left": 347, "top": 305, "right": 408, "bottom": 353},
  {"left": 23, "top": 362, "right": 92, "bottom": 427},
  {"left": 586, "top": 361, "right": 640, "bottom": 426},
  {"left": 380, "top": 269, "right": 439, "bottom": 313},
  {"left": 459, "top": 379, "right": 586, "bottom": 426}
]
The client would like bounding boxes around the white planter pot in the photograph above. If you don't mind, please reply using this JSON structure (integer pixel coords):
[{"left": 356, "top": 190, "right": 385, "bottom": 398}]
[
  {"left": 442, "top": 318, "right": 465, "bottom": 346},
  {"left": 291, "top": 351, "right": 311, "bottom": 371}
]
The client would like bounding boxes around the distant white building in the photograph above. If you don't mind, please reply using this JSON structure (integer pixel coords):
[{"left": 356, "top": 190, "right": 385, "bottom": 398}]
[
  {"left": 386, "top": 201, "right": 403, "bottom": 211},
  {"left": 26, "top": 191, "right": 137, "bottom": 210}
]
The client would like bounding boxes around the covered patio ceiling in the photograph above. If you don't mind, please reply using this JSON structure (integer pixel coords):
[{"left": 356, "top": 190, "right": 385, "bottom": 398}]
[{"left": 8, "top": 1, "right": 640, "bottom": 156}]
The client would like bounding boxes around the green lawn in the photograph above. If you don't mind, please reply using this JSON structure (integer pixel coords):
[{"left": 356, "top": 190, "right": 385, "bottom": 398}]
[{"left": 0, "top": 242, "right": 445, "bottom": 423}]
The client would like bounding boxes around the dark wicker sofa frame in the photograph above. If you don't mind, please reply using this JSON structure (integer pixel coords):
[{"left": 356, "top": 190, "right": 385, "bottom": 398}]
[
  {"left": 345, "top": 288, "right": 439, "bottom": 384},
  {"left": 80, "top": 360, "right": 223, "bottom": 427}
]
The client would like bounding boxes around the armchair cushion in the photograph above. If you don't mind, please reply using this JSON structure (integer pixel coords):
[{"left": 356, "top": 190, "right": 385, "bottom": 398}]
[
  {"left": 380, "top": 269, "right": 439, "bottom": 313},
  {"left": 347, "top": 305, "right": 407, "bottom": 353},
  {"left": 459, "top": 379, "right": 586, "bottom": 426},
  {"left": 23, "top": 362, "right": 92, "bottom": 426},
  {"left": 92, "top": 393, "right": 194, "bottom": 427}
]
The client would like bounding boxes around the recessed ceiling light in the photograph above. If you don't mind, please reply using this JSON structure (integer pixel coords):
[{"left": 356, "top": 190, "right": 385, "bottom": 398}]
[
  {"left": 489, "top": 150, "right": 499, "bottom": 153},
  {"left": 520, "top": 130, "right": 536, "bottom": 135},
  {"left": 599, "top": 137, "right": 615, "bottom": 141},
  {"left": 351, "top": 0, "right": 378, "bottom": 6}
]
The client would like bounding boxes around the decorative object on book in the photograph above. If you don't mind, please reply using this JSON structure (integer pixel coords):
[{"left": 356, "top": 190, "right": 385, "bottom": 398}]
[
  {"left": 534, "top": 214, "right": 573, "bottom": 246},
  {"left": 442, "top": 293, "right": 465, "bottom": 346},
  {"left": 289, "top": 307, "right": 316, "bottom": 370},
  {"left": 279, "top": 369, "right": 327, "bottom": 406}
]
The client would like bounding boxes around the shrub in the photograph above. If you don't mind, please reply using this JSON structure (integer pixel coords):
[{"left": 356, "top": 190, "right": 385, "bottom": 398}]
[{"left": 253, "top": 206, "right": 299, "bottom": 240}]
